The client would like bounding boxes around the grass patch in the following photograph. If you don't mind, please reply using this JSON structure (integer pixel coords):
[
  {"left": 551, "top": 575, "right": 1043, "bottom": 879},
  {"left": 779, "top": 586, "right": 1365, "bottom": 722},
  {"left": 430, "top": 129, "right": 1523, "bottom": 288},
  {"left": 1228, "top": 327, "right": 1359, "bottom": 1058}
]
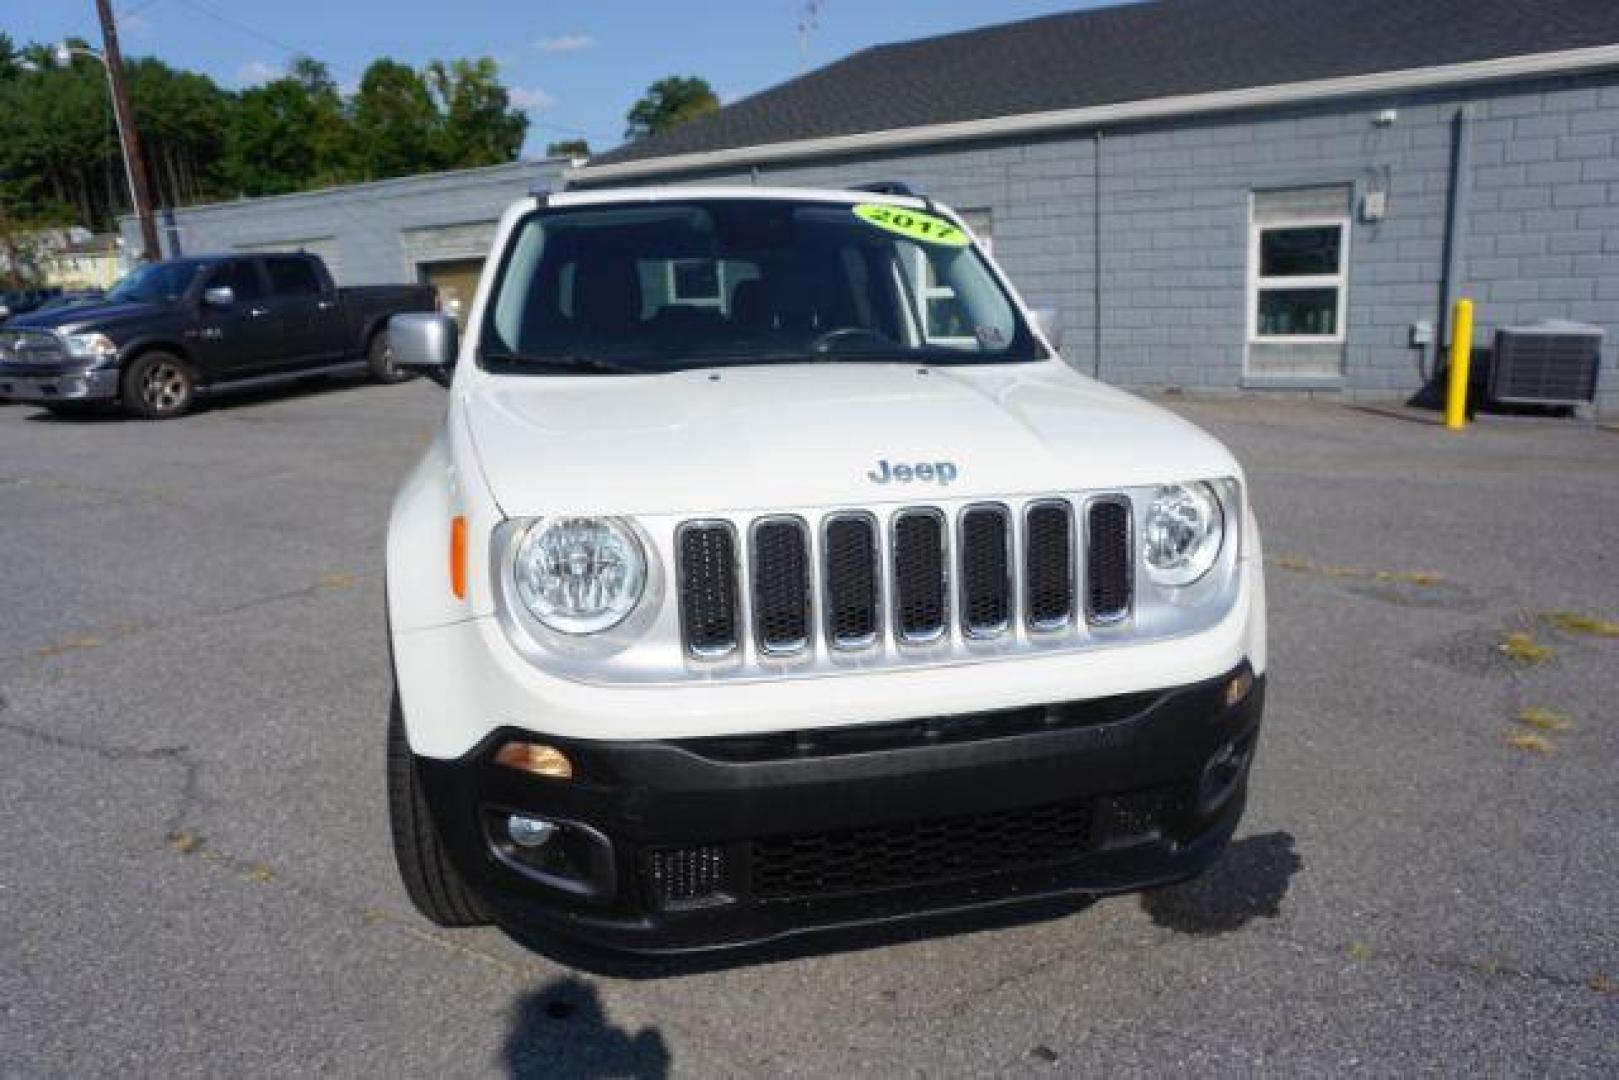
[
  {"left": 1505, "top": 732, "right": 1554, "bottom": 755},
  {"left": 166, "top": 829, "right": 203, "bottom": 854},
  {"left": 1346, "top": 941, "right": 1374, "bottom": 961},
  {"left": 1515, "top": 707, "right": 1574, "bottom": 732},
  {"left": 1500, "top": 631, "right": 1554, "bottom": 665},
  {"left": 1542, "top": 610, "right": 1619, "bottom": 638}
]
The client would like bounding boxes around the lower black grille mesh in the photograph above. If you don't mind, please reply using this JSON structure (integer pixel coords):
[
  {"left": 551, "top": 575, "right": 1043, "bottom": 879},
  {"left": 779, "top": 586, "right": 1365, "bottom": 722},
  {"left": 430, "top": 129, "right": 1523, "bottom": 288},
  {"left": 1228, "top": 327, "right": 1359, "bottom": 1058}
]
[
  {"left": 959, "top": 507, "right": 1010, "bottom": 635},
  {"left": 646, "top": 844, "right": 729, "bottom": 909},
  {"left": 751, "top": 519, "right": 810, "bottom": 653},
  {"left": 893, "top": 511, "right": 947, "bottom": 641},
  {"left": 750, "top": 797, "right": 1094, "bottom": 900},
  {"left": 824, "top": 515, "right": 879, "bottom": 647},
  {"left": 1025, "top": 503, "right": 1074, "bottom": 628},
  {"left": 679, "top": 525, "right": 738, "bottom": 656},
  {"left": 1086, "top": 499, "right": 1132, "bottom": 622}
]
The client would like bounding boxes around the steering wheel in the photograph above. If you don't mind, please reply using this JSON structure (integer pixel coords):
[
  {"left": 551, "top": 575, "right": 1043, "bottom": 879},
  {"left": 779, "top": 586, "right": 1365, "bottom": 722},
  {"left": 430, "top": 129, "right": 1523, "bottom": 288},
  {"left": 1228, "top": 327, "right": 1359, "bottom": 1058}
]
[{"left": 808, "top": 327, "right": 900, "bottom": 354}]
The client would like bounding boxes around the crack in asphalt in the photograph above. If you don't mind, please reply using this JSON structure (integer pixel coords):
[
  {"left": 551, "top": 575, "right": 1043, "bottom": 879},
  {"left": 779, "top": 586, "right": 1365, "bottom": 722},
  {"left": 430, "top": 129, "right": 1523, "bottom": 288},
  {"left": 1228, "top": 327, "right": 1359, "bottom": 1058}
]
[
  {"left": 0, "top": 688, "right": 546, "bottom": 985},
  {"left": 0, "top": 695, "right": 207, "bottom": 836}
]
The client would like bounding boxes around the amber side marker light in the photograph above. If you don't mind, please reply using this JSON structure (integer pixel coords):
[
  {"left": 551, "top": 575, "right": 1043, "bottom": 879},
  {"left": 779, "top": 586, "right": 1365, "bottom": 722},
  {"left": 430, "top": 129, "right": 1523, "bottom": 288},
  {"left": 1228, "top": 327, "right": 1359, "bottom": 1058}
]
[
  {"left": 1224, "top": 668, "right": 1255, "bottom": 708},
  {"left": 495, "top": 742, "right": 575, "bottom": 781},
  {"left": 450, "top": 515, "right": 468, "bottom": 599}
]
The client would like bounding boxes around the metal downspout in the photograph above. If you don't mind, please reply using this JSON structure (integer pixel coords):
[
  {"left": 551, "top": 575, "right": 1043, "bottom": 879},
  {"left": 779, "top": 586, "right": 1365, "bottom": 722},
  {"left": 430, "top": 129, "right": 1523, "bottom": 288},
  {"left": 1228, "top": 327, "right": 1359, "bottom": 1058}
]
[{"left": 1435, "top": 105, "right": 1474, "bottom": 381}]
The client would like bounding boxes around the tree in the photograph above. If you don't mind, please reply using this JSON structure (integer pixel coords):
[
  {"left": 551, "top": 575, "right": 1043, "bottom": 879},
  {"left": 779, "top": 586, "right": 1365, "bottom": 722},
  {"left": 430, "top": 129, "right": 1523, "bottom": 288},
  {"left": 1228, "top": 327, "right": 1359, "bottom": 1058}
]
[
  {"left": 624, "top": 76, "right": 719, "bottom": 141},
  {"left": 352, "top": 59, "right": 442, "bottom": 180},
  {"left": 546, "top": 138, "right": 590, "bottom": 159},
  {"left": 425, "top": 58, "right": 526, "bottom": 169}
]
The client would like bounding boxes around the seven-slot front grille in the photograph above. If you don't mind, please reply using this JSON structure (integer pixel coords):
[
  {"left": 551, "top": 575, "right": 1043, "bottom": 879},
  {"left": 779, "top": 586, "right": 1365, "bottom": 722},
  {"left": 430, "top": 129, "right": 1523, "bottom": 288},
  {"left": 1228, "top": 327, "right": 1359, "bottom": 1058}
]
[{"left": 676, "top": 496, "right": 1135, "bottom": 659}]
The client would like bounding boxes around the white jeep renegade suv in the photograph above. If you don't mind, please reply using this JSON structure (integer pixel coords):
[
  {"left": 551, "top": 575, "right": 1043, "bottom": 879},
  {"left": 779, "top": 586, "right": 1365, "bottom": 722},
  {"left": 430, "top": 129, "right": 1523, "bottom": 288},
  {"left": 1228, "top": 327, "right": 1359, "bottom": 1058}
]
[{"left": 384, "top": 184, "right": 1267, "bottom": 954}]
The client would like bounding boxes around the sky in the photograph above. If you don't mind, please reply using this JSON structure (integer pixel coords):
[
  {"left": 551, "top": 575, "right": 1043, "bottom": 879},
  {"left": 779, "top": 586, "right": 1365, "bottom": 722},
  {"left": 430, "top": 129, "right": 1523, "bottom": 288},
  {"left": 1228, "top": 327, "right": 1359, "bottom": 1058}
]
[{"left": 5, "top": 0, "right": 1117, "bottom": 156}]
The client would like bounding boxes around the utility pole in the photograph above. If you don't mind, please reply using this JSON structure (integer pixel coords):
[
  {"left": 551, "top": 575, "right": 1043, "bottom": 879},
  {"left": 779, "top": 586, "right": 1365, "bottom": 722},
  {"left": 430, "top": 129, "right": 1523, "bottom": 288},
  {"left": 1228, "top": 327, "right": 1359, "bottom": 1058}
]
[{"left": 94, "top": 0, "right": 160, "bottom": 261}]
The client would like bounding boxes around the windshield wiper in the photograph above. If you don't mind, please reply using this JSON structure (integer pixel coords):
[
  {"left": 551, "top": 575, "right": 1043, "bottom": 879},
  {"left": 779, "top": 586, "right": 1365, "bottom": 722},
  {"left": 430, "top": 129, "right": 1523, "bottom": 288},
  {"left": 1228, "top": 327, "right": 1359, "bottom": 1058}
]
[{"left": 482, "top": 350, "right": 647, "bottom": 376}]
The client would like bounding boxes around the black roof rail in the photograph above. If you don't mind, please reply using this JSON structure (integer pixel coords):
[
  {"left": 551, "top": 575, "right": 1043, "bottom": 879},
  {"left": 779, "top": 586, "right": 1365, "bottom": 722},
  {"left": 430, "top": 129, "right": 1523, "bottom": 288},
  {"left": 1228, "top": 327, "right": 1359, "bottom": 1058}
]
[{"left": 846, "top": 180, "right": 922, "bottom": 198}]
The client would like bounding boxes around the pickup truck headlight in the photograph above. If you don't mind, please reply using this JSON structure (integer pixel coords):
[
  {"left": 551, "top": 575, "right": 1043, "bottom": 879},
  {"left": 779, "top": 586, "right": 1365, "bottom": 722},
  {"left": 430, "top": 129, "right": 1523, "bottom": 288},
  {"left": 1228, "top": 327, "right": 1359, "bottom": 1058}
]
[
  {"left": 1142, "top": 482, "right": 1225, "bottom": 587},
  {"left": 512, "top": 517, "right": 646, "bottom": 634},
  {"left": 62, "top": 332, "right": 119, "bottom": 362}
]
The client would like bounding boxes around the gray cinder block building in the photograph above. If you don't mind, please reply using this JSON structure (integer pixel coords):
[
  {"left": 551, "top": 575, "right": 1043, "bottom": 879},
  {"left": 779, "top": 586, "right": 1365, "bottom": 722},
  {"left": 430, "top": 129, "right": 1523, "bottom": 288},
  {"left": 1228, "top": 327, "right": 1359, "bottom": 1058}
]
[{"left": 571, "top": 0, "right": 1619, "bottom": 412}]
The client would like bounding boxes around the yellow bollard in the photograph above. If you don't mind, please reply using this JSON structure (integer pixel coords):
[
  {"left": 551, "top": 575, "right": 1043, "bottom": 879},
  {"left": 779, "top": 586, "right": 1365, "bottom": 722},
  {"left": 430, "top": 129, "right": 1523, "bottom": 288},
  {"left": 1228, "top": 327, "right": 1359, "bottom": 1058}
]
[{"left": 1444, "top": 298, "right": 1475, "bottom": 431}]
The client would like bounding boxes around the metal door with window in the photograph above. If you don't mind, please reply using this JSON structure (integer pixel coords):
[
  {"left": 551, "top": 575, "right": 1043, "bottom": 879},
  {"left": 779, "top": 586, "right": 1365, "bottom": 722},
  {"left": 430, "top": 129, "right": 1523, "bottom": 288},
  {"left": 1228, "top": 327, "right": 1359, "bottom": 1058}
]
[{"left": 194, "top": 259, "right": 279, "bottom": 379}]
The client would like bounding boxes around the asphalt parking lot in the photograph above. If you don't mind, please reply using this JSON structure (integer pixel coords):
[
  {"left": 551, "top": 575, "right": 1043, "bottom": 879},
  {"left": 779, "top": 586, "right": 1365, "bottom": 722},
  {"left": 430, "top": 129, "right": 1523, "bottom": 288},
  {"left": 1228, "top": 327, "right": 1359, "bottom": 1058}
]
[{"left": 2, "top": 379, "right": 1616, "bottom": 1075}]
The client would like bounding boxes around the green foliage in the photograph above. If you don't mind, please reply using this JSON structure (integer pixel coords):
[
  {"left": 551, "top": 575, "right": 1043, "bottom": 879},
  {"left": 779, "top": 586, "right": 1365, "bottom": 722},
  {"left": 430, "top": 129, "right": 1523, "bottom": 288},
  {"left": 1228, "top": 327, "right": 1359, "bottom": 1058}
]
[
  {"left": 0, "top": 41, "right": 531, "bottom": 230},
  {"left": 625, "top": 76, "right": 719, "bottom": 141},
  {"left": 546, "top": 138, "right": 591, "bottom": 159}
]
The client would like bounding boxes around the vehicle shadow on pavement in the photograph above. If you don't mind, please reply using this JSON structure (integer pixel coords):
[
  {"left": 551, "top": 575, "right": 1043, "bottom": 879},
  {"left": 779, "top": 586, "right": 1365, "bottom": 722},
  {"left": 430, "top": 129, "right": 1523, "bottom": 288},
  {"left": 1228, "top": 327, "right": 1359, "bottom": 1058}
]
[
  {"left": 1139, "top": 831, "right": 1302, "bottom": 935},
  {"left": 501, "top": 976, "right": 671, "bottom": 1079}
]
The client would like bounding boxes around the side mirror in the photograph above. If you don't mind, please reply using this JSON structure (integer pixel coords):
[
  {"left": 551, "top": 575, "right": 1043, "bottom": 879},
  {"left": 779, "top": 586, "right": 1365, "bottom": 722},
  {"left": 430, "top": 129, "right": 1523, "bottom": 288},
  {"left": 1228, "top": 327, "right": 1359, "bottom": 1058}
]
[
  {"left": 390, "top": 312, "right": 459, "bottom": 387},
  {"left": 1031, "top": 307, "right": 1064, "bottom": 351},
  {"left": 203, "top": 285, "right": 235, "bottom": 307}
]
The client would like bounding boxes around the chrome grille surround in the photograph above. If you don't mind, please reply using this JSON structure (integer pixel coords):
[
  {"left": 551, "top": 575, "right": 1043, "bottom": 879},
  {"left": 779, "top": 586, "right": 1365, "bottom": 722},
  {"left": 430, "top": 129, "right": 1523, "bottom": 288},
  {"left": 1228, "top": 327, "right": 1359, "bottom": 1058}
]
[
  {"left": 0, "top": 329, "right": 68, "bottom": 365},
  {"left": 488, "top": 482, "right": 1243, "bottom": 687}
]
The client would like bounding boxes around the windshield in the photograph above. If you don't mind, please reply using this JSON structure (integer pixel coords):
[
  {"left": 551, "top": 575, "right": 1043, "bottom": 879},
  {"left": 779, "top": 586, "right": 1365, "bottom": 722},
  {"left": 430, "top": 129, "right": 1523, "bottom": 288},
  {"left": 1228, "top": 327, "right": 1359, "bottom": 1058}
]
[
  {"left": 107, "top": 261, "right": 204, "bottom": 305},
  {"left": 480, "top": 198, "right": 1046, "bottom": 374}
]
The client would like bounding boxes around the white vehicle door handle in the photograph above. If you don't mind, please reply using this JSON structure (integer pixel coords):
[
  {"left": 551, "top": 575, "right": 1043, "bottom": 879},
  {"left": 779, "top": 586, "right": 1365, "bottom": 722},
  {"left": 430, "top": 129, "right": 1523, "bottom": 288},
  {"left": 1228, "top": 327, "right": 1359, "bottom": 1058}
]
[
  {"left": 248, "top": 306, "right": 270, "bottom": 318},
  {"left": 316, "top": 299, "right": 335, "bottom": 310}
]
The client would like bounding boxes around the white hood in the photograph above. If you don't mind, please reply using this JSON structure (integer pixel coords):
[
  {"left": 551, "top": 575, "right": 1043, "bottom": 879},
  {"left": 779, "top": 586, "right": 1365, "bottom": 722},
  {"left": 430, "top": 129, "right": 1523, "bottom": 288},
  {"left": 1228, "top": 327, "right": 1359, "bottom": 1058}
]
[{"left": 461, "top": 360, "right": 1240, "bottom": 517}]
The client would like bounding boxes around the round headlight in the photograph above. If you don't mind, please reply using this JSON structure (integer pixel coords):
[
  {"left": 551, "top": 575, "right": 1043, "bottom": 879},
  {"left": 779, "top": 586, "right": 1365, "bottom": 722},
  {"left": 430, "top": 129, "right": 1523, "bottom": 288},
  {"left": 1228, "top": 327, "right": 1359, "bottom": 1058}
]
[
  {"left": 1142, "top": 482, "right": 1224, "bottom": 586},
  {"left": 512, "top": 517, "right": 646, "bottom": 634}
]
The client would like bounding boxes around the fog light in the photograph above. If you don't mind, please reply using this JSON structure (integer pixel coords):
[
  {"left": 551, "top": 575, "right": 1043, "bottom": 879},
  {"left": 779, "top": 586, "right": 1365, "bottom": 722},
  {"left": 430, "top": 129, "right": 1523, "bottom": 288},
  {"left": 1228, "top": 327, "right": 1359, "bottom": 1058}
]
[
  {"left": 494, "top": 741, "right": 574, "bottom": 780},
  {"left": 507, "top": 814, "right": 558, "bottom": 848}
]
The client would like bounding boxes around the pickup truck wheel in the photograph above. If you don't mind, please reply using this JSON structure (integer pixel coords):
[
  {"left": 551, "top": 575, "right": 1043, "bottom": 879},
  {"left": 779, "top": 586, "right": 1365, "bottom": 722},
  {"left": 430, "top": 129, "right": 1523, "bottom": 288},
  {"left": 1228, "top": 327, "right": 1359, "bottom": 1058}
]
[
  {"left": 121, "top": 351, "right": 194, "bottom": 419},
  {"left": 368, "top": 330, "right": 416, "bottom": 385},
  {"left": 387, "top": 693, "right": 489, "bottom": 927}
]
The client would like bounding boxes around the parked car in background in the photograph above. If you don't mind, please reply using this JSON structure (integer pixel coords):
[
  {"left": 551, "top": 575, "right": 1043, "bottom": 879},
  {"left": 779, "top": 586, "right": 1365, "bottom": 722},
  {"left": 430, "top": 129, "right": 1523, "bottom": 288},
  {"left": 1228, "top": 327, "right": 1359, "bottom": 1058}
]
[{"left": 0, "top": 253, "right": 436, "bottom": 418}]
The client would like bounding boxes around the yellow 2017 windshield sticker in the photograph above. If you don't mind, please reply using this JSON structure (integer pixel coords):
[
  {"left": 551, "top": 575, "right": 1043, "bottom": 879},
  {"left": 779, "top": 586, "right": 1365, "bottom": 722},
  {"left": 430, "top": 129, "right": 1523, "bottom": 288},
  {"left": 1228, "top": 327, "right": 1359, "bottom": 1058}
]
[{"left": 852, "top": 203, "right": 970, "bottom": 247}]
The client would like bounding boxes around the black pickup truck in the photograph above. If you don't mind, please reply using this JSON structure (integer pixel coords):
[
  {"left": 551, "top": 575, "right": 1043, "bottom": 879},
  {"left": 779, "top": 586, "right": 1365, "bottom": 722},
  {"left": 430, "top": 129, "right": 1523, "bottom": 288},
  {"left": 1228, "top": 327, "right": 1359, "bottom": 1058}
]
[{"left": 0, "top": 252, "right": 436, "bottom": 418}]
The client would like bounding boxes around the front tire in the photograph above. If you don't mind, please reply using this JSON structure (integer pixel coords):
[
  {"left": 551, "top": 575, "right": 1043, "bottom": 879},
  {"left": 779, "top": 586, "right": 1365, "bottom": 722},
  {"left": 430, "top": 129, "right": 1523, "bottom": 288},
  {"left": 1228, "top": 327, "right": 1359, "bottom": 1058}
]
[
  {"left": 387, "top": 693, "right": 489, "bottom": 927},
  {"left": 367, "top": 330, "right": 416, "bottom": 384},
  {"left": 121, "top": 351, "right": 195, "bottom": 419}
]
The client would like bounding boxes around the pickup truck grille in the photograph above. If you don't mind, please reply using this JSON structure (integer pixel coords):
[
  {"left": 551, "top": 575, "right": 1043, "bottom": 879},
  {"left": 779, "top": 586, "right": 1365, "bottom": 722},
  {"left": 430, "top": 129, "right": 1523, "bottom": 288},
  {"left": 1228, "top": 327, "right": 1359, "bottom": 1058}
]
[
  {"left": 676, "top": 496, "right": 1134, "bottom": 660},
  {"left": 0, "top": 330, "right": 67, "bottom": 364}
]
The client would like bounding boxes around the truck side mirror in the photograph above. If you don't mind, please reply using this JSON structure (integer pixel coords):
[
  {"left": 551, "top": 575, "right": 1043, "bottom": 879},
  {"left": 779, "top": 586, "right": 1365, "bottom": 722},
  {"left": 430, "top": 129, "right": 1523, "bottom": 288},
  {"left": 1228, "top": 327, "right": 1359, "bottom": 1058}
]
[
  {"left": 390, "top": 312, "right": 459, "bottom": 387},
  {"left": 1031, "top": 307, "right": 1064, "bottom": 351},
  {"left": 203, "top": 285, "right": 235, "bottom": 307}
]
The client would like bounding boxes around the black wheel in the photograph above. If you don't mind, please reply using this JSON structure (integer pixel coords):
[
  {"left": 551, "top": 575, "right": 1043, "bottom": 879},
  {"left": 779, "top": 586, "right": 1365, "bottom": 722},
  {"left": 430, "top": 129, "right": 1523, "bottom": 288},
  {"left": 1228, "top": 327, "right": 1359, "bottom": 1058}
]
[
  {"left": 121, "top": 351, "right": 195, "bottom": 419},
  {"left": 387, "top": 693, "right": 489, "bottom": 927},
  {"left": 368, "top": 330, "right": 416, "bottom": 384}
]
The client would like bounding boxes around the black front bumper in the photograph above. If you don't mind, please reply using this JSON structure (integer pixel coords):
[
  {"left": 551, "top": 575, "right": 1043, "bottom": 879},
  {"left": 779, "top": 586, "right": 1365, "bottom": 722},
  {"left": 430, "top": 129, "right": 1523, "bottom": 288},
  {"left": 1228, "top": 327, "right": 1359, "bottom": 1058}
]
[{"left": 416, "top": 663, "right": 1264, "bottom": 954}]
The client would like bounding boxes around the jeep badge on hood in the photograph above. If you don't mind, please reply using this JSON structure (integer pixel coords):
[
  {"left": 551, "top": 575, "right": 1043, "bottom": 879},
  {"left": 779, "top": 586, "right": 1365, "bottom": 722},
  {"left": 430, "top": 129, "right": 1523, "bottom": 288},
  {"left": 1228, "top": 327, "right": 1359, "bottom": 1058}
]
[{"left": 867, "top": 459, "right": 959, "bottom": 486}]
